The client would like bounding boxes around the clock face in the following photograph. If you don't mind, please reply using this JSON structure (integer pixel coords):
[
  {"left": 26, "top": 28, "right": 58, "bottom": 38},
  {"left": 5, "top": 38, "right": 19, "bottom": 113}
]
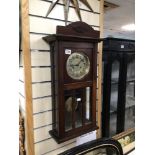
[{"left": 66, "top": 52, "right": 90, "bottom": 80}]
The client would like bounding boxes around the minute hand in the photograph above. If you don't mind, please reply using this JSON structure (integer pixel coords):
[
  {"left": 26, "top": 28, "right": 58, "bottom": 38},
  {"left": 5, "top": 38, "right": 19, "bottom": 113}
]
[{"left": 73, "top": 60, "right": 81, "bottom": 66}]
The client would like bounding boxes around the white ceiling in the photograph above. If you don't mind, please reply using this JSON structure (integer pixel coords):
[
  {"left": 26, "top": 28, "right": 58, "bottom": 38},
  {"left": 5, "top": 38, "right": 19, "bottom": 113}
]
[{"left": 104, "top": 0, "right": 135, "bottom": 40}]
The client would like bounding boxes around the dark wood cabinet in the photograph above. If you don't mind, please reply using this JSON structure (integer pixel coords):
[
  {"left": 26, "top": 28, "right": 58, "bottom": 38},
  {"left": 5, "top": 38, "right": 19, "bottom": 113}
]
[
  {"left": 102, "top": 37, "right": 135, "bottom": 138},
  {"left": 43, "top": 22, "right": 102, "bottom": 143}
]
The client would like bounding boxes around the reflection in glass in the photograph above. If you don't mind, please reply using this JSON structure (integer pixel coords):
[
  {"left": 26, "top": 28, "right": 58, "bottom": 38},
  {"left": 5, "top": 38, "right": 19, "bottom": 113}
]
[
  {"left": 110, "top": 61, "right": 119, "bottom": 137},
  {"left": 125, "top": 105, "right": 135, "bottom": 130},
  {"left": 125, "top": 60, "right": 135, "bottom": 130},
  {"left": 126, "top": 83, "right": 135, "bottom": 108},
  {"left": 111, "top": 61, "right": 120, "bottom": 82},
  {"left": 85, "top": 87, "right": 91, "bottom": 123},
  {"left": 127, "top": 60, "right": 135, "bottom": 81},
  {"left": 65, "top": 96, "right": 73, "bottom": 131},
  {"left": 75, "top": 89, "right": 82, "bottom": 128},
  {"left": 84, "top": 146, "right": 118, "bottom": 155}
]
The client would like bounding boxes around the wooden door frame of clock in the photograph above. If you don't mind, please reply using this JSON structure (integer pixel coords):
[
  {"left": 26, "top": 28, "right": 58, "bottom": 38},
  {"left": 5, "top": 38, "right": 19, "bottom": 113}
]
[{"left": 21, "top": 0, "right": 104, "bottom": 153}]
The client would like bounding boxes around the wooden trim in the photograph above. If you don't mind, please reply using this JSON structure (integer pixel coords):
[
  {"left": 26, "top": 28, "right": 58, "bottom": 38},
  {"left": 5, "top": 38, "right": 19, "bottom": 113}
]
[
  {"left": 21, "top": 0, "right": 35, "bottom": 154},
  {"left": 97, "top": 0, "right": 104, "bottom": 138},
  {"left": 113, "top": 128, "right": 135, "bottom": 155},
  {"left": 113, "top": 128, "right": 135, "bottom": 140}
]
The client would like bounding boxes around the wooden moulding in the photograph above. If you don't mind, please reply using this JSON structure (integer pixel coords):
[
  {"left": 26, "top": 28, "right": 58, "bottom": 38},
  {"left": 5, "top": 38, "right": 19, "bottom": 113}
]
[
  {"left": 43, "top": 21, "right": 103, "bottom": 43},
  {"left": 56, "top": 21, "right": 99, "bottom": 38},
  {"left": 97, "top": 0, "right": 104, "bottom": 139},
  {"left": 49, "top": 126, "right": 98, "bottom": 144},
  {"left": 21, "top": 0, "right": 35, "bottom": 154},
  {"left": 113, "top": 128, "right": 135, "bottom": 154},
  {"left": 113, "top": 128, "right": 135, "bottom": 141}
]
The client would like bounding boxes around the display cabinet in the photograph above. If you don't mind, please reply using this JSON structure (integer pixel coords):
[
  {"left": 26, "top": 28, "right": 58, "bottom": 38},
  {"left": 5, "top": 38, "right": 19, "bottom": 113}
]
[{"left": 102, "top": 37, "right": 135, "bottom": 138}]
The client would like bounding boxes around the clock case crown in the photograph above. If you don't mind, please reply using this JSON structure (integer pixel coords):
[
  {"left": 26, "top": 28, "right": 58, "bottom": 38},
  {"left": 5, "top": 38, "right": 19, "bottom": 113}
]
[{"left": 43, "top": 21, "right": 103, "bottom": 143}]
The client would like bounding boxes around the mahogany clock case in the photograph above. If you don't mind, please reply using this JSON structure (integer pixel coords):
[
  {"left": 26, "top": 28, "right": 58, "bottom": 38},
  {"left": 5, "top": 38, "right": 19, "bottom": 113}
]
[{"left": 43, "top": 22, "right": 102, "bottom": 143}]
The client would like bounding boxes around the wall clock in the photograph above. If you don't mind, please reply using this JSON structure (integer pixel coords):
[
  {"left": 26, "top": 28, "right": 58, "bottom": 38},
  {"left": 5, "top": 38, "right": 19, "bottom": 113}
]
[{"left": 43, "top": 21, "right": 102, "bottom": 143}]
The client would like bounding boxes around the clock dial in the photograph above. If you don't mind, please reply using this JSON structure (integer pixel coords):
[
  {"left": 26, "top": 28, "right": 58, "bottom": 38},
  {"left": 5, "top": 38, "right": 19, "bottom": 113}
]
[{"left": 66, "top": 52, "right": 90, "bottom": 80}]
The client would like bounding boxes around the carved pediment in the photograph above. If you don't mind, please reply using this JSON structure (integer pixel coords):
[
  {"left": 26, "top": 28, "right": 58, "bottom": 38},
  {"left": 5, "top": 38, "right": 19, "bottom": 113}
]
[{"left": 56, "top": 21, "right": 99, "bottom": 38}]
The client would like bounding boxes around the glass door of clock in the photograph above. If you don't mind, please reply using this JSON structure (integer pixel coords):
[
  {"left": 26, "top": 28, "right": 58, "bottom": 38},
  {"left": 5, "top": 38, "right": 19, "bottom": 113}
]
[{"left": 64, "top": 87, "right": 92, "bottom": 132}]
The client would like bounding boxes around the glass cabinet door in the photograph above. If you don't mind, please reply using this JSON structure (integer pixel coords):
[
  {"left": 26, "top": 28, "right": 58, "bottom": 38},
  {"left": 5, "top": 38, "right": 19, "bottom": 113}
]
[
  {"left": 65, "top": 90, "right": 73, "bottom": 131},
  {"left": 109, "top": 60, "right": 120, "bottom": 137},
  {"left": 125, "top": 59, "right": 135, "bottom": 130}
]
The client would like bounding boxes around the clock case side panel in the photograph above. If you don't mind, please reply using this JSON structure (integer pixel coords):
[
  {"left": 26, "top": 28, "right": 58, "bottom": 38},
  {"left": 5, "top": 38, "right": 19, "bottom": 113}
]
[
  {"left": 49, "top": 41, "right": 59, "bottom": 137},
  {"left": 92, "top": 43, "right": 98, "bottom": 127},
  {"left": 48, "top": 40, "right": 65, "bottom": 139},
  {"left": 57, "top": 41, "right": 65, "bottom": 137}
]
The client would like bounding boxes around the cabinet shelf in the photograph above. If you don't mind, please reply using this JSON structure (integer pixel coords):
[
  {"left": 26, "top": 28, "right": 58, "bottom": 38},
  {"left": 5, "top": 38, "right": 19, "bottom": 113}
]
[
  {"left": 110, "top": 104, "right": 135, "bottom": 115},
  {"left": 111, "top": 79, "right": 135, "bottom": 85},
  {"left": 102, "top": 79, "right": 135, "bottom": 85}
]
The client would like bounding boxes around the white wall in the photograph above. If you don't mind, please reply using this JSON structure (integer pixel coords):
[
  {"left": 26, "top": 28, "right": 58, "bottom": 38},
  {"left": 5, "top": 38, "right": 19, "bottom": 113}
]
[
  {"left": 19, "top": 49, "right": 25, "bottom": 115},
  {"left": 28, "top": 0, "right": 100, "bottom": 154},
  {"left": 19, "top": 44, "right": 27, "bottom": 153}
]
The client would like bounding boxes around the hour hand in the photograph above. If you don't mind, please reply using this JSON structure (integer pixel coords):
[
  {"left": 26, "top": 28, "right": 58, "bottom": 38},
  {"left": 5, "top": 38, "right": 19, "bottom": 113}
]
[
  {"left": 76, "top": 60, "right": 82, "bottom": 66},
  {"left": 70, "top": 64, "right": 77, "bottom": 68}
]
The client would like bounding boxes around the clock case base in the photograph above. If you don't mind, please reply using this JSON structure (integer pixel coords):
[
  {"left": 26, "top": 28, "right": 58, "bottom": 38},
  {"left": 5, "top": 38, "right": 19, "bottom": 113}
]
[{"left": 49, "top": 126, "right": 98, "bottom": 144}]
